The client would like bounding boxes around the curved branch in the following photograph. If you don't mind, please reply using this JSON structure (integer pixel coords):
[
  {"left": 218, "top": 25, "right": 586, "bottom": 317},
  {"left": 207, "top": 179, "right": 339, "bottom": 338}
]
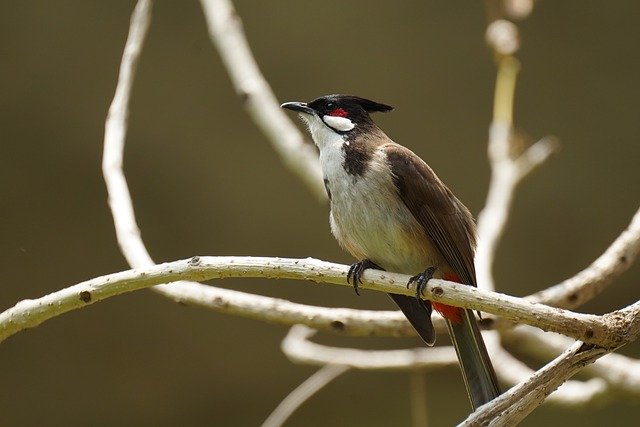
[
  {"left": 278, "top": 324, "right": 613, "bottom": 411},
  {"left": 1, "top": 256, "right": 634, "bottom": 348},
  {"left": 281, "top": 326, "right": 620, "bottom": 406},
  {"left": 528, "top": 206, "right": 640, "bottom": 309},
  {"left": 0, "top": 257, "right": 409, "bottom": 343},
  {"left": 199, "top": 0, "right": 325, "bottom": 201},
  {"left": 490, "top": 331, "right": 610, "bottom": 406},
  {"left": 504, "top": 324, "right": 640, "bottom": 397},
  {"left": 262, "top": 363, "right": 350, "bottom": 427},
  {"left": 154, "top": 278, "right": 420, "bottom": 338},
  {"left": 461, "top": 341, "right": 609, "bottom": 426},
  {"left": 102, "top": 0, "right": 156, "bottom": 269},
  {"left": 100, "top": 1, "right": 338, "bottom": 352},
  {"left": 281, "top": 325, "right": 457, "bottom": 370}
]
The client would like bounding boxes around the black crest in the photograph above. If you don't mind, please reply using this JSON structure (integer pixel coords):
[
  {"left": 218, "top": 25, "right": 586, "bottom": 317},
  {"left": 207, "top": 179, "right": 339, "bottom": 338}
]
[
  {"left": 337, "top": 95, "right": 394, "bottom": 113},
  {"left": 306, "top": 94, "right": 394, "bottom": 121}
]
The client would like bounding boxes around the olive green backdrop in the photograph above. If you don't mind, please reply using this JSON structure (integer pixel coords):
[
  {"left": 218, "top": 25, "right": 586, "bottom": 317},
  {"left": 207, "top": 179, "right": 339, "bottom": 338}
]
[{"left": 1, "top": 1, "right": 639, "bottom": 426}]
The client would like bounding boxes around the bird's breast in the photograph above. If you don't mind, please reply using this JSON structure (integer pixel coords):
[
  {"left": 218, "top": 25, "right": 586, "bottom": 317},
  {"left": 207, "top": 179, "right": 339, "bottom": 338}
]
[{"left": 321, "top": 145, "right": 440, "bottom": 275}]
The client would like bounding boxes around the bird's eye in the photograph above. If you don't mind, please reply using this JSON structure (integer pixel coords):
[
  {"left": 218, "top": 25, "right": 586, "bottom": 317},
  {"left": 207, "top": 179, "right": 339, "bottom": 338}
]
[{"left": 325, "top": 102, "right": 334, "bottom": 110}]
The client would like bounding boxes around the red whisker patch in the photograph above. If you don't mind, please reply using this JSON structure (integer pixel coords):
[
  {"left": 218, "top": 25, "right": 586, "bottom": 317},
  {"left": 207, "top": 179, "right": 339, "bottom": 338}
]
[{"left": 329, "top": 108, "right": 348, "bottom": 117}]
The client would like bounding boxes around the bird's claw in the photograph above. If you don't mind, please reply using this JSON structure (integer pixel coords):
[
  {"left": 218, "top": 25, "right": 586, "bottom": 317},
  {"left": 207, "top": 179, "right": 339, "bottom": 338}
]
[
  {"left": 407, "top": 266, "right": 436, "bottom": 300},
  {"left": 347, "top": 259, "right": 384, "bottom": 296}
]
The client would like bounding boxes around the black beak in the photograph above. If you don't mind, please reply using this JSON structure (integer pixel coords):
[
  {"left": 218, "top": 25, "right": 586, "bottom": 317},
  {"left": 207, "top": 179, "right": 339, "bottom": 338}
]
[{"left": 280, "top": 101, "right": 315, "bottom": 115}]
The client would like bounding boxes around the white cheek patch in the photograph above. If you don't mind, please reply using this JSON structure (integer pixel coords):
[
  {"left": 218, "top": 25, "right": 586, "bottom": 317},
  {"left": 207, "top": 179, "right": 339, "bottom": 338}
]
[{"left": 322, "top": 115, "right": 355, "bottom": 132}]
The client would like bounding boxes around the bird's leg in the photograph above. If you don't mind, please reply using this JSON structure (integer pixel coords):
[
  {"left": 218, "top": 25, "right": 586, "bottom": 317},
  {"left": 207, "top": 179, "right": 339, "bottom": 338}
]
[
  {"left": 347, "top": 259, "right": 384, "bottom": 296},
  {"left": 407, "top": 266, "right": 437, "bottom": 300}
]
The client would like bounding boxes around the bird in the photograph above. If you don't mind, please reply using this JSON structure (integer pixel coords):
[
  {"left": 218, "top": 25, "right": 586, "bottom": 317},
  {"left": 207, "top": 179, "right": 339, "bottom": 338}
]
[{"left": 281, "top": 94, "right": 500, "bottom": 410}]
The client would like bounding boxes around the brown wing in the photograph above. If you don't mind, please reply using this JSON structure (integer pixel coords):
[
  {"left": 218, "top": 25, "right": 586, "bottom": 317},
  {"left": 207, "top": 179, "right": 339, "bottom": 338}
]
[{"left": 384, "top": 144, "right": 477, "bottom": 287}]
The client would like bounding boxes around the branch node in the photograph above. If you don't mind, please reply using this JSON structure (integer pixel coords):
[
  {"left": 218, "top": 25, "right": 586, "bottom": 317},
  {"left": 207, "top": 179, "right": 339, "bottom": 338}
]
[
  {"left": 330, "top": 320, "right": 346, "bottom": 332},
  {"left": 79, "top": 291, "right": 92, "bottom": 303},
  {"left": 239, "top": 90, "right": 250, "bottom": 104}
]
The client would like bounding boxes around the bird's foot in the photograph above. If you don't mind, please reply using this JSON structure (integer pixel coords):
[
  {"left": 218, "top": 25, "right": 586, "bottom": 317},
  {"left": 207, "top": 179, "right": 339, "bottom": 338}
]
[
  {"left": 407, "top": 266, "right": 436, "bottom": 300},
  {"left": 347, "top": 259, "right": 384, "bottom": 296}
]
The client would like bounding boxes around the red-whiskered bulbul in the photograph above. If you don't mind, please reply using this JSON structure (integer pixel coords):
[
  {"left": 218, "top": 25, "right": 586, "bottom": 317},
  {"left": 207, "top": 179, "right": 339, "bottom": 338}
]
[{"left": 281, "top": 94, "right": 500, "bottom": 409}]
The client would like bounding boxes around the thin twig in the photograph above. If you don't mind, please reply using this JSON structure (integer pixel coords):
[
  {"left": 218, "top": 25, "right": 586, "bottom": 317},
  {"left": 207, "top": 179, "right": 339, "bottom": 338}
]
[
  {"left": 261, "top": 363, "right": 350, "bottom": 427},
  {"left": 102, "top": 0, "right": 155, "bottom": 269},
  {"left": 410, "top": 370, "right": 430, "bottom": 427},
  {"left": 476, "top": 57, "right": 559, "bottom": 294}
]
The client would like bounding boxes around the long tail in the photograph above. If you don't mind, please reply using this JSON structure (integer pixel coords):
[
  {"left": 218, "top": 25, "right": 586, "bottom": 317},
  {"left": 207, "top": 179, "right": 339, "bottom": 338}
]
[
  {"left": 389, "top": 294, "right": 499, "bottom": 408},
  {"left": 446, "top": 308, "right": 500, "bottom": 409}
]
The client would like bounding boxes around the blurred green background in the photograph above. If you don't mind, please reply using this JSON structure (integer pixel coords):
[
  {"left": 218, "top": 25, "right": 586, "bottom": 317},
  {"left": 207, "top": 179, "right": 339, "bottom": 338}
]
[{"left": 1, "top": 1, "right": 639, "bottom": 425}]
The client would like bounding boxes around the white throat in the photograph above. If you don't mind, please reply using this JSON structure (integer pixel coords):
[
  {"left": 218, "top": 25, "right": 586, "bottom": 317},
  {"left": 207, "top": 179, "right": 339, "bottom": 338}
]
[{"left": 299, "top": 113, "right": 349, "bottom": 151}]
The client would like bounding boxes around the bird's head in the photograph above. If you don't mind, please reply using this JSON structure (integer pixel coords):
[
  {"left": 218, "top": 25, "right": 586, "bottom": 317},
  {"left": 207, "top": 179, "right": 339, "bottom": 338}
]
[{"left": 281, "top": 94, "right": 393, "bottom": 140}]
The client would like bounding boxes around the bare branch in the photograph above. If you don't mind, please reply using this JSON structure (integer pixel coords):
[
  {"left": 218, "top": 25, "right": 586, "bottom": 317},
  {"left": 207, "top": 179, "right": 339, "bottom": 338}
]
[
  {"left": 462, "top": 331, "right": 610, "bottom": 405},
  {"left": 503, "top": 325, "right": 640, "bottom": 399},
  {"left": 529, "top": 206, "right": 640, "bottom": 309},
  {"left": 0, "top": 257, "right": 401, "bottom": 342},
  {"left": 199, "top": 0, "right": 325, "bottom": 201},
  {"left": 1, "top": 256, "right": 636, "bottom": 348},
  {"left": 155, "top": 278, "right": 420, "bottom": 338},
  {"left": 589, "top": 351, "right": 640, "bottom": 396},
  {"left": 476, "top": 57, "right": 559, "bottom": 294},
  {"left": 100, "top": 0, "right": 330, "bottom": 339},
  {"left": 281, "top": 325, "right": 457, "bottom": 370},
  {"left": 102, "top": 0, "right": 155, "bottom": 269},
  {"left": 461, "top": 342, "right": 609, "bottom": 426},
  {"left": 277, "top": 324, "right": 622, "bottom": 406},
  {"left": 261, "top": 363, "right": 350, "bottom": 427}
]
